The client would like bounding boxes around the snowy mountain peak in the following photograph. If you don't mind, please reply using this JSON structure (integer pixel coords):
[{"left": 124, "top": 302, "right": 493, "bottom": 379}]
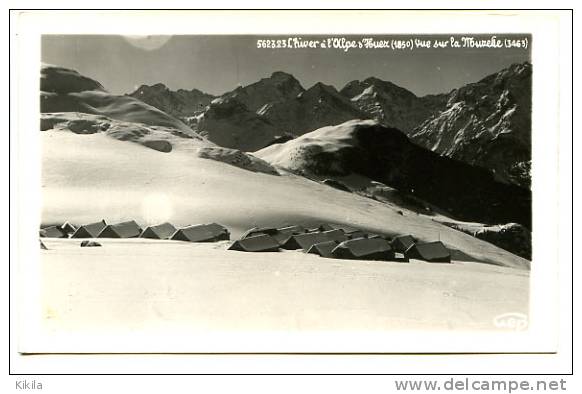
[
  {"left": 270, "top": 70, "right": 299, "bottom": 81},
  {"left": 303, "top": 82, "right": 346, "bottom": 100},
  {"left": 218, "top": 71, "right": 305, "bottom": 113},
  {"left": 128, "top": 83, "right": 215, "bottom": 118},
  {"left": 339, "top": 76, "right": 438, "bottom": 134},
  {"left": 150, "top": 82, "right": 169, "bottom": 90},
  {"left": 41, "top": 64, "right": 106, "bottom": 94},
  {"left": 341, "top": 77, "right": 418, "bottom": 101},
  {"left": 410, "top": 62, "right": 531, "bottom": 187}
]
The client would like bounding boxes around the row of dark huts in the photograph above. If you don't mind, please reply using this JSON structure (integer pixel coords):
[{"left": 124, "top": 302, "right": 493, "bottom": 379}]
[
  {"left": 39, "top": 220, "right": 229, "bottom": 243},
  {"left": 40, "top": 220, "right": 451, "bottom": 263},
  {"left": 229, "top": 223, "right": 451, "bottom": 263}
]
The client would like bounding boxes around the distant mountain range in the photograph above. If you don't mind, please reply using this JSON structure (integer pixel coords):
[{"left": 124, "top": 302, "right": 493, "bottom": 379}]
[
  {"left": 40, "top": 63, "right": 533, "bottom": 245},
  {"left": 39, "top": 63, "right": 533, "bottom": 261},
  {"left": 128, "top": 62, "right": 532, "bottom": 188}
]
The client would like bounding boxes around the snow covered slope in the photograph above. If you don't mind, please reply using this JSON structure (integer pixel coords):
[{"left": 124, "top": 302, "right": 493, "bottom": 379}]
[
  {"left": 35, "top": 66, "right": 532, "bottom": 345},
  {"left": 41, "top": 64, "right": 195, "bottom": 135},
  {"left": 42, "top": 127, "right": 529, "bottom": 270},
  {"left": 255, "top": 119, "right": 531, "bottom": 229},
  {"left": 39, "top": 65, "right": 531, "bottom": 270},
  {"left": 40, "top": 64, "right": 276, "bottom": 174}
]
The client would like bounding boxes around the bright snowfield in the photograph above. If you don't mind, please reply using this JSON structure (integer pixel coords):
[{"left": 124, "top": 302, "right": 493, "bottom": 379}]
[
  {"left": 42, "top": 130, "right": 529, "bottom": 268},
  {"left": 40, "top": 130, "right": 529, "bottom": 339},
  {"left": 40, "top": 239, "right": 528, "bottom": 335},
  {"left": 36, "top": 65, "right": 530, "bottom": 349}
]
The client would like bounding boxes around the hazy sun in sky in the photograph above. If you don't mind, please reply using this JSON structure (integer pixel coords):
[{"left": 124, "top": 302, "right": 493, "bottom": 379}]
[{"left": 122, "top": 35, "right": 172, "bottom": 51}]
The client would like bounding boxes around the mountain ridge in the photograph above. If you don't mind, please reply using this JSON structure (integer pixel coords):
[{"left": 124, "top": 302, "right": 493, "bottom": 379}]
[
  {"left": 255, "top": 119, "right": 531, "bottom": 228},
  {"left": 125, "top": 62, "right": 532, "bottom": 187},
  {"left": 39, "top": 63, "right": 532, "bottom": 260},
  {"left": 128, "top": 83, "right": 215, "bottom": 119},
  {"left": 410, "top": 62, "right": 531, "bottom": 187}
]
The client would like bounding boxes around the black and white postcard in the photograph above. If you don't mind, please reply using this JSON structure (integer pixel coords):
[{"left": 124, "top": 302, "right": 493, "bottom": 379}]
[{"left": 11, "top": 10, "right": 570, "bottom": 361}]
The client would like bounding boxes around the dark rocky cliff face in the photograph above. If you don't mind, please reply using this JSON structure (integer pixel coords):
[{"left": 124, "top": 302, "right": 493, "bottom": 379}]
[
  {"left": 221, "top": 71, "right": 306, "bottom": 112},
  {"left": 340, "top": 77, "right": 447, "bottom": 133},
  {"left": 257, "top": 82, "right": 371, "bottom": 136},
  {"left": 410, "top": 62, "right": 532, "bottom": 188},
  {"left": 341, "top": 63, "right": 532, "bottom": 188}
]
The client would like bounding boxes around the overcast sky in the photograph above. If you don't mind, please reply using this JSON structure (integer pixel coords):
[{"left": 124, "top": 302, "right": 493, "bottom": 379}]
[{"left": 42, "top": 34, "right": 531, "bottom": 96}]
